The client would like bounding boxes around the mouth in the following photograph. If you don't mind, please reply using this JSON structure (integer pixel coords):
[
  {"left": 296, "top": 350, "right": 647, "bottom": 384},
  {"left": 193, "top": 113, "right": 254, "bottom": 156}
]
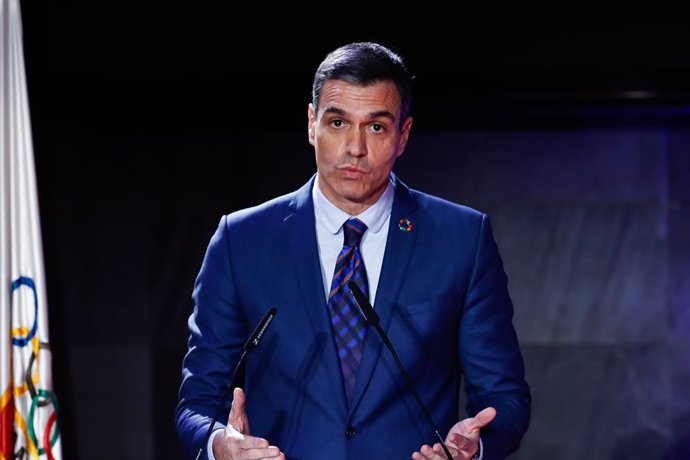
[
  {"left": 338, "top": 165, "right": 366, "bottom": 179},
  {"left": 339, "top": 165, "right": 366, "bottom": 174}
]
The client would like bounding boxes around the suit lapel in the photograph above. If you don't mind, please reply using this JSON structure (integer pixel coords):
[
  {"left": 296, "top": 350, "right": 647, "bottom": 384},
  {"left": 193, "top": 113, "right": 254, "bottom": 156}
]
[
  {"left": 286, "top": 176, "right": 349, "bottom": 417},
  {"left": 348, "top": 175, "right": 418, "bottom": 416}
]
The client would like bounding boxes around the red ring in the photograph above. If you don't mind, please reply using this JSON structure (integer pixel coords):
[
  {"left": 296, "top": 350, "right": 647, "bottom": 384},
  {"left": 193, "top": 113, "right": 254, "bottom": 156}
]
[{"left": 43, "top": 411, "right": 57, "bottom": 460}]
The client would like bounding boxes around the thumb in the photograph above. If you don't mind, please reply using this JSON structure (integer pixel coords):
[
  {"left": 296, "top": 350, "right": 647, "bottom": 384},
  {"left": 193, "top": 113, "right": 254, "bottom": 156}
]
[
  {"left": 227, "top": 387, "right": 248, "bottom": 433},
  {"left": 468, "top": 407, "right": 496, "bottom": 431}
]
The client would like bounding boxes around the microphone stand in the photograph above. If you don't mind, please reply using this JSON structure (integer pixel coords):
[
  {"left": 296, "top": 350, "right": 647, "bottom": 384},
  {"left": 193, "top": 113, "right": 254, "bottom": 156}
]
[
  {"left": 348, "top": 281, "right": 453, "bottom": 460},
  {"left": 194, "top": 307, "right": 277, "bottom": 460}
]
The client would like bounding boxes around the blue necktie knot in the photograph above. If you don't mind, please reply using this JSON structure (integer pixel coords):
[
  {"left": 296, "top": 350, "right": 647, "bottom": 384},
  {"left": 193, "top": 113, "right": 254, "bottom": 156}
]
[{"left": 343, "top": 218, "right": 367, "bottom": 248}]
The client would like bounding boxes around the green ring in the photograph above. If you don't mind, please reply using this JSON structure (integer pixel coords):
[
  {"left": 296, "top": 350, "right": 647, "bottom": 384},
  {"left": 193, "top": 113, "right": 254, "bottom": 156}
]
[{"left": 28, "top": 389, "right": 60, "bottom": 454}]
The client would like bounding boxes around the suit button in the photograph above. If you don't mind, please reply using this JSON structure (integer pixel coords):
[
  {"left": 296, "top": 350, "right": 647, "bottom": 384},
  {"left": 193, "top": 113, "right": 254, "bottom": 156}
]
[{"left": 345, "top": 426, "right": 356, "bottom": 439}]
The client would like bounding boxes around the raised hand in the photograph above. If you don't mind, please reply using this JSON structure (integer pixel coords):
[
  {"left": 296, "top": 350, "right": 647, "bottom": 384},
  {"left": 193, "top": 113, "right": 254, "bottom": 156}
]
[
  {"left": 411, "top": 407, "right": 496, "bottom": 460},
  {"left": 211, "top": 387, "right": 286, "bottom": 460}
]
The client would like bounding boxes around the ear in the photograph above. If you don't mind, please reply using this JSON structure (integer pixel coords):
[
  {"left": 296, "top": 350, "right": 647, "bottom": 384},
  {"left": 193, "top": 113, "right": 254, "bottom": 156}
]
[
  {"left": 397, "top": 116, "right": 413, "bottom": 157},
  {"left": 308, "top": 103, "right": 316, "bottom": 146}
]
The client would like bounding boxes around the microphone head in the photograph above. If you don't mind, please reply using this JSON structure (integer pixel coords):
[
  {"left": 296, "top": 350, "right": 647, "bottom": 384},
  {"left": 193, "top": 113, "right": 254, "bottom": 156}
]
[
  {"left": 347, "top": 281, "right": 380, "bottom": 326},
  {"left": 244, "top": 307, "right": 277, "bottom": 352}
]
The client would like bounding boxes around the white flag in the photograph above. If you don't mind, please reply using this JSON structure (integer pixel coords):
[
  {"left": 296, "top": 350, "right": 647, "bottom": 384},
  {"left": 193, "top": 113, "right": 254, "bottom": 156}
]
[{"left": 1, "top": 0, "right": 63, "bottom": 458}]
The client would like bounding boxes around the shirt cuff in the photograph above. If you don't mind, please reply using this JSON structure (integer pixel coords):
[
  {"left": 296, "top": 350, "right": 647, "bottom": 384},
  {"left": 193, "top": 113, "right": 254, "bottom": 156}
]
[
  {"left": 474, "top": 437, "right": 484, "bottom": 460},
  {"left": 206, "top": 428, "right": 224, "bottom": 460}
]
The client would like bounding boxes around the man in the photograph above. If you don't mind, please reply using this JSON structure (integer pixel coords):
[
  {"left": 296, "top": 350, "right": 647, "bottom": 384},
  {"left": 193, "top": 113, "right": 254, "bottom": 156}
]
[{"left": 176, "top": 41, "right": 531, "bottom": 460}]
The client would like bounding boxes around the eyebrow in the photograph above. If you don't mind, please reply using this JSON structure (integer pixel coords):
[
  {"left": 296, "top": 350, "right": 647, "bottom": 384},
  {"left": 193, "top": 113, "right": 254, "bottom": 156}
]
[{"left": 322, "top": 106, "right": 396, "bottom": 122}]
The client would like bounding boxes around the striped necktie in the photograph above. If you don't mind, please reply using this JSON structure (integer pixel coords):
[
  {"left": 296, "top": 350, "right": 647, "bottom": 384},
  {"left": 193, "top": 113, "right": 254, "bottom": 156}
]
[{"left": 327, "top": 217, "right": 369, "bottom": 401}]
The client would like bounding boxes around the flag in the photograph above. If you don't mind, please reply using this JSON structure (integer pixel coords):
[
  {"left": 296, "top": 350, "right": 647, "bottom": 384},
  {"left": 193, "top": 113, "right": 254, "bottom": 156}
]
[{"left": 1, "top": 0, "right": 63, "bottom": 458}]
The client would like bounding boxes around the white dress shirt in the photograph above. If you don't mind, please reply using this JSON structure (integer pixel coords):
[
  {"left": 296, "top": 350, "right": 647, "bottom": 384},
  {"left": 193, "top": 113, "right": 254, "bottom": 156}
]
[{"left": 312, "top": 174, "right": 394, "bottom": 305}]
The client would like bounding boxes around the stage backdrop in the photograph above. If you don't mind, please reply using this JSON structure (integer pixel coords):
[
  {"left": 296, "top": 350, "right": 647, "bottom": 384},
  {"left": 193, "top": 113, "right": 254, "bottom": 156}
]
[{"left": 32, "top": 107, "right": 690, "bottom": 459}]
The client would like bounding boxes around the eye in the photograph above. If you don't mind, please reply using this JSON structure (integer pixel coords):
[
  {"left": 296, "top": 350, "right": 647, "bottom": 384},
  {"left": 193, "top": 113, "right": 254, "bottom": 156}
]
[
  {"left": 371, "top": 123, "right": 385, "bottom": 133},
  {"left": 330, "top": 119, "right": 344, "bottom": 128}
]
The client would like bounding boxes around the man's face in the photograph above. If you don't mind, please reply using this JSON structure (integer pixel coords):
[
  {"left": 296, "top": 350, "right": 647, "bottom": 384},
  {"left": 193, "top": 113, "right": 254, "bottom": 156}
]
[{"left": 308, "top": 79, "right": 413, "bottom": 215}]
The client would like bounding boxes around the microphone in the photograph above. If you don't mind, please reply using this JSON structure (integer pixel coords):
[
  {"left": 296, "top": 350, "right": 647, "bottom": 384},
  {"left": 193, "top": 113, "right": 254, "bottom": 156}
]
[
  {"left": 195, "top": 307, "right": 277, "bottom": 460},
  {"left": 347, "top": 281, "right": 453, "bottom": 460}
]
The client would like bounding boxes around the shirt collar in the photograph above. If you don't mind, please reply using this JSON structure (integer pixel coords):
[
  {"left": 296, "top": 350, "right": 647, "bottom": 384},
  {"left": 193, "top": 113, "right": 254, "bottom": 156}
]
[{"left": 313, "top": 174, "right": 395, "bottom": 235}]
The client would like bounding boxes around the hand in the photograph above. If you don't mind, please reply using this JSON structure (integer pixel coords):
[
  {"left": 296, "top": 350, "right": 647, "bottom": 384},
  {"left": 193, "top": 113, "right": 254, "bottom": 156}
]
[
  {"left": 411, "top": 407, "right": 496, "bottom": 460},
  {"left": 212, "top": 387, "right": 286, "bottom": 460}
]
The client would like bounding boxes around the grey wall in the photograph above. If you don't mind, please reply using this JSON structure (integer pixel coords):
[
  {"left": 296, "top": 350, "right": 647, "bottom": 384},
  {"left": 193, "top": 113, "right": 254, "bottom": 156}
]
[{"left": 396, "top": 128, "right": 690, "bottom": 459}]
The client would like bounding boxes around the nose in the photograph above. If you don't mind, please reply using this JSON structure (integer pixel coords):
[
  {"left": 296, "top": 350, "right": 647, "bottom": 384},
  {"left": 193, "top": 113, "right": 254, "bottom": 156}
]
[{"left": 345, "top": 128, "right": 367, "bottom": 157}]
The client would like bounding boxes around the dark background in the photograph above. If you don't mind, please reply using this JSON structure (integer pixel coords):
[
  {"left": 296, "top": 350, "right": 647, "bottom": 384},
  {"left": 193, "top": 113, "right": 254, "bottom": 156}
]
[{"left": 18, "top": 2, "right": 690, "bottom": 459}]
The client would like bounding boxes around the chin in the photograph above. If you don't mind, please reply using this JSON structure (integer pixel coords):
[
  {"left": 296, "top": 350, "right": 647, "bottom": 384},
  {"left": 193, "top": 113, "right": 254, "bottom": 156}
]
[{"left": 336, "top": 184, "right": 367, "bottom": 201}]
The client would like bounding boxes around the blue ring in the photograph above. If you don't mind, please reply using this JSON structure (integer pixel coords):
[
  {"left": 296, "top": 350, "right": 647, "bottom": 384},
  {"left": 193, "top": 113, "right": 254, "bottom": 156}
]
[{"left": 11, "top": 276, "right": 39, "bottom": 347}]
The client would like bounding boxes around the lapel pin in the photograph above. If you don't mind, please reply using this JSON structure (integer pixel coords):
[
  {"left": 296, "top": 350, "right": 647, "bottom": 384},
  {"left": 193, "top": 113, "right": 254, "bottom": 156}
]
[{"left": 398, "top": 218, "right": 413, "bottom": 232}]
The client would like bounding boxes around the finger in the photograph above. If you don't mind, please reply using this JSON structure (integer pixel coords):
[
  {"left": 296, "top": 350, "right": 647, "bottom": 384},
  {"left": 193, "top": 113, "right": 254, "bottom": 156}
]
[
  {"left": 412, "top": 448, "right": 432, "bottom": 460},
  {"left": 412, "top": 444, "right": 433, "bottom": 459},
  {"left": 216, "top": 432, "right": 271, "bottom": 460},
  {"left": 475, "top": 406, "right": 497, "bottom": 426},
  {"left": 229, "top": 388, "right": 246, "bottom": 417},
  {"left": 228, "top": 387, "right": 246, "bottom": 428},
  {"left": 240, "top": 445, "right": 281, "bottom": 459},
  {"left": 446, "top": 444, "right": 462, "bottom": 459},
  {"left": 421, "top": 444, "right": 437, "bottom": 459},
  {"left": 432, "top": 442, "right": 457, "bottom": 459},
  {"left": 464, "top": 406, "right": 497, "bottom": 431}
]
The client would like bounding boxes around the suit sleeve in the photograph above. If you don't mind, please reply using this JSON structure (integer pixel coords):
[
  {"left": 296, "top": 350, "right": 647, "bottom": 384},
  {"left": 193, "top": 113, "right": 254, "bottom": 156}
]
[
  {"left": 459, "top": 214, "right": 531, "bottom": 460},
  {"left": 175, "top": 215, "right": 248, "bottom": 459}
]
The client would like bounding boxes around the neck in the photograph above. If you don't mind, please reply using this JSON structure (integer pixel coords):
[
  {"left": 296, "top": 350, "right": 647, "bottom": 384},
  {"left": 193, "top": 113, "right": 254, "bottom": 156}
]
[{"left": 316, "top": 175, "right": 387, "bottom": 216}]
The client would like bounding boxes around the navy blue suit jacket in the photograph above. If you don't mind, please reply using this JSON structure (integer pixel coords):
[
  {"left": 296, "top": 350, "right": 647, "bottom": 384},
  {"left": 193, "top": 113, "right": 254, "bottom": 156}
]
[{"left": 176, "top": 174, "right": 530, "bottom": 459}]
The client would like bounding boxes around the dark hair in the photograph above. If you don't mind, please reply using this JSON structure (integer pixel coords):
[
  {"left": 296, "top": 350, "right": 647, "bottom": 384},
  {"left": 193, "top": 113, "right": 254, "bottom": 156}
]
[{"left": 311, "top": 42, "right": 414, "bottom": 124}]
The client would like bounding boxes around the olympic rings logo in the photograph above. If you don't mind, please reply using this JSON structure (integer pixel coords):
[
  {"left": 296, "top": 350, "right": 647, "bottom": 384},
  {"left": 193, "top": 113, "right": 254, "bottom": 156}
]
[{"left": 5, "top": 276, "right": 61, "bottom": 460}]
